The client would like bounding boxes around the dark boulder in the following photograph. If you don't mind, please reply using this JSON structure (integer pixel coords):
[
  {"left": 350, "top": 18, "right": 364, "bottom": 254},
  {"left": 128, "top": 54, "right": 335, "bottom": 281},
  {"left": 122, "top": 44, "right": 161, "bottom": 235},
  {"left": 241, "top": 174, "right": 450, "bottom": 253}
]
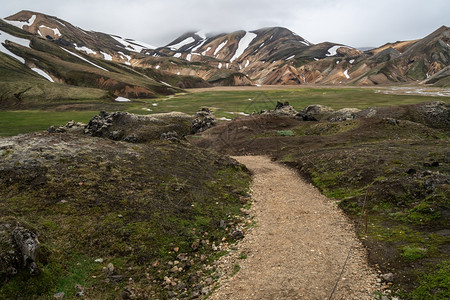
[
  {"left": 0, "top": 220, "right": 41, "bottom": 281},
  {"left": 191, "top": 108, "right": 216, "bottom": 134}
]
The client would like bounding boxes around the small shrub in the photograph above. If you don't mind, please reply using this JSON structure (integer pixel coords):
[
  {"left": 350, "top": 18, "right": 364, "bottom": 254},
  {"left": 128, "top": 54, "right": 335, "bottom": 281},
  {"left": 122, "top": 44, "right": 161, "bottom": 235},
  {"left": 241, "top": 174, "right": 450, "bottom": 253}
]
[
  {"left": 401, "top": 245, "right": 427, "bottom": 261},
  {"left": 276, "top": 130, "right": 294, "bottom": 136}
]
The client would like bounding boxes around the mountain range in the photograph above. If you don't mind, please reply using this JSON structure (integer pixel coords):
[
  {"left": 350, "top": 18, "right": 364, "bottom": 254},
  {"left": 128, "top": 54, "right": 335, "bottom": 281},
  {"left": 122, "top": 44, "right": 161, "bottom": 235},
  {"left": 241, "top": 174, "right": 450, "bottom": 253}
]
[{"left": 1, "top": 10, "right": 449, "bottom": 104}]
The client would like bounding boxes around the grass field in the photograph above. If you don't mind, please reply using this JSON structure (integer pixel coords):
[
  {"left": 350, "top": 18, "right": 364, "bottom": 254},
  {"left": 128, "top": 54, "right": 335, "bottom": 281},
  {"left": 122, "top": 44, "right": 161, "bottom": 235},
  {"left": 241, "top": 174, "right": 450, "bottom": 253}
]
[
  {"left": 0, "top": 111, "right": 98, "bottom": 136},
  {"left": 141, "top": 87, "right": 450, "bottom": 118},
  {"left": 1, "top": 87, "right": 449, "bottom": 136}
]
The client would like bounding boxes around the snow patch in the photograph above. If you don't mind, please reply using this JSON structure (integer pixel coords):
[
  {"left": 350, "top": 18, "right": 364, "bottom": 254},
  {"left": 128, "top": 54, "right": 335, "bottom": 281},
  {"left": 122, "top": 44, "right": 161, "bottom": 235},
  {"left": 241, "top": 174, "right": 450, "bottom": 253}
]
[
  {"left": 152, "top": 103, "right": 158, "bottom": 106},
  {"left": 238, "top": 112, "right": 250, "bottom": 116},
  {"left": 230, "top": 32, "right": 257, "bottom": 62},
  {"left": 300, "top": 41, "right": 309, "bottom": 46},
  {"left": 186, "top": 54, "right": 191, "bottom": 61},
  {"left": 160, "top": 81, "right": 173, "bottom": 87},
  {"left": 73, "top": 43, "right": 96, "bottom": 55},
  {"left": 155, "top": 65, "right": 160, "bottom": 69},
  {"left": 286, "top": 55, "right": 295, "bottom": 60},
  {"left": 336, "top": 60, "right": 340, "bottom": 64},
  {"left": 173, "top": 53, "right": 181, "bottom": 58},
  {"left": 118, "top": 51, "right": 131, "bottom": 66},
  {"left": 326, "top": 45, "right": 341, "bottom": 56},
  {"left": 344, "top": 69, "right": 350, "bottom": 79},
  {"left": 169, "top": 37, "right": 195, "bottom": 50},
  {"left": 0, "top": 30, "right": 31, "bottom": 63},
  {"left": 349, "top": 59, "right": 355, "bottom": 64},
  {"left": 39, "top": 25, "right": 61, "bottom": 38},
  {"left": 218, "top": 62, "right": 222, "bottom": 69},
  {"left": 214, "top": 40, "right": 228, "bottom": 56},
  {"left": 201, "top": 46, "right": 211, "bottom": 56},
  {"left": 245, "top": 60, "right": 250, "bottom": 68},
  {"left": 191, "top": 40, "right": 206, "bottom": 52},
  {"left": 115, "top": 97, "right": 131, "bottom": 102},
  {"left": 61, "top": 47, "right": 109, "bottom": 71},
  {"left": 314, "top": 58, "right": 319, "bottom": 61},
  {"left": 53, "top": 18, "right": 66, "bottom": 27},
  {"left": 177, "top": 72, "right": 180, "bottom": 75},
  {"left": 195, "top": 30, "right": 207, "bottom": 39},
  {"left": 111, "top": 35, "right": 155, "bottom": 53},
  {"left": 31, "top": 67, "right": 54, "bottom": 82},
  {"left": 259, "top": 42, "right": 265, "bottom": 48},
  {"left": 4, "top": 15, "right": 36, "bottom": 29},
  {"left": 218, "top": 117, "right": 232, "bottom": 121},
  {"left": 101, "top": 51, "right": 112, "bottom": 61},
  {"left": 226, "top": 63, "right": 229, "bottom": 69}
]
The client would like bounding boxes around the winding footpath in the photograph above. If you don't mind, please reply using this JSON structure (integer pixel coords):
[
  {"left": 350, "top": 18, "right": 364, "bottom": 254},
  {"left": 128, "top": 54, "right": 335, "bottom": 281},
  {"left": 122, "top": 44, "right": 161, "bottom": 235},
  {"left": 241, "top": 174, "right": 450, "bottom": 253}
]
[{"left": 210, "top": 156, "right": 379, "bottom": 300}]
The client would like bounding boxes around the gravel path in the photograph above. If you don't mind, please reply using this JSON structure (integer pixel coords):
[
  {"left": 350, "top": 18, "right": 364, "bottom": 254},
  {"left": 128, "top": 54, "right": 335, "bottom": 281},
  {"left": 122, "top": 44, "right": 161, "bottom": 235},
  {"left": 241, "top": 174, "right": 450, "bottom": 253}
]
[{"left": 210, "top": 156, "right": 380, "bottom": 300}]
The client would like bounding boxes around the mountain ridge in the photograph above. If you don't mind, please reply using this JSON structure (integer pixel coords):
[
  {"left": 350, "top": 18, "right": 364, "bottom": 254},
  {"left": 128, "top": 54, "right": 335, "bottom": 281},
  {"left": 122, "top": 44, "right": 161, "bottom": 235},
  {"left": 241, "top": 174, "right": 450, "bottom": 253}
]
[{"left": 1, "top": 9, "right": 449, "bottom": 103}]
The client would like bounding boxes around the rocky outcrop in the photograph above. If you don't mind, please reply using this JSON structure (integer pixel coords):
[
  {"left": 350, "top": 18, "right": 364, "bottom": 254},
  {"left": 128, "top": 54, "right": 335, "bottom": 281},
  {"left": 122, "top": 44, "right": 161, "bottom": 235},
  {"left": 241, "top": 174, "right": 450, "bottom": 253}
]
[
  {"left": 328, "top": 108, "right": 361, "bottom": 122},
  {"left": 296, "top": 105, "right": 335, "bottom": 121},
  {"left": 47, "top": 120, "right": 86, "bottom": 134},
  {"left": 0, "top": 220, "right": 41, "bottom": 281},
  {"left": 191, "top": 108, "right": 216, "bottom": 134},
  {"left": 272, "top": 101, "right": 298, "bottom": 117},
  {"left": 409, "top": 101, "right": 449, "bottom": 129},
  {"left": 84, "top": 111, "right": 193, "bottom": 142},
  {"left": 355, "top": 101, "right": 449, "bottom": 129}
]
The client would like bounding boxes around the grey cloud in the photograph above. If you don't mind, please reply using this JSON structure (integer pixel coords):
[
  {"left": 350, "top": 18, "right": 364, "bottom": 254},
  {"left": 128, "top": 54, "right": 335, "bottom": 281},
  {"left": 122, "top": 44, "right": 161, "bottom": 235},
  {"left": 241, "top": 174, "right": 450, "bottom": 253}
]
[{"left": 1, "top": 0, "right": 449, "bottom": 47}]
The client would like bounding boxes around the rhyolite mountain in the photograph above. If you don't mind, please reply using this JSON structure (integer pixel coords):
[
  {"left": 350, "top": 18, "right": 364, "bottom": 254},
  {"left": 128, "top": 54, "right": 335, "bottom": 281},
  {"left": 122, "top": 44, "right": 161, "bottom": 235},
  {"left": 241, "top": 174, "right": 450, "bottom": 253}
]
[{"left": 1, "top": 10, "right": 449, "bottom": 104}]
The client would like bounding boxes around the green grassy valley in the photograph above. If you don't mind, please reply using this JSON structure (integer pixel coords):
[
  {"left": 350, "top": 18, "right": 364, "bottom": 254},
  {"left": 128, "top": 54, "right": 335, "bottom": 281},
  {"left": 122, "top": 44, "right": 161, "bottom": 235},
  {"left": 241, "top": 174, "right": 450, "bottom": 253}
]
[{"left": 1, "top": 87, "right": 447, "bottom": 137}]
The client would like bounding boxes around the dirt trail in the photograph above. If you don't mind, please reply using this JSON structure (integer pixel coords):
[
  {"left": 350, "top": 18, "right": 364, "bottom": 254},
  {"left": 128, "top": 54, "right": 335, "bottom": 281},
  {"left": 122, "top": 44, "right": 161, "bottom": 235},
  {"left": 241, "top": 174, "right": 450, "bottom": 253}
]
[{"left": 210, "top": 156, "right": 379, "bottom": 300}]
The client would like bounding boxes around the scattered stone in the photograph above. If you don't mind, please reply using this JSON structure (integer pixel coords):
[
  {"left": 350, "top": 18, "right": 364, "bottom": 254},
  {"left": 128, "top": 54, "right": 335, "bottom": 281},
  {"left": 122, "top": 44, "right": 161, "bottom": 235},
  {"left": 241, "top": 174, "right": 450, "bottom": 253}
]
[
  {"left": 201, "top": 287, "right": 210, "bottom": 295},
  {"left": 94, "top": 258, "right": 103, "bottom": 263},
  {"left": 232, "top": 229, "right": 244, "bottom": 240},
  {"left": 160, "top": 131, "right": 180, "bottom": 142},
  {"left": 191, "top": 240, "right": 200, "bottom": 251},
  {"left": 406, "top": 168, "right": 416, "bottom": 175},
  {"left": 121, "top": 287, "right": 136, "bottom": 299},
  {"left": 384, "top": 117, "right": 399, "bottom": 126},
  {"left": 123, "top": 134, "right": 138, "bottom": 143},
  {"left": 54, "top": 292, "right": 65, "bottom": 299},
  {"left": 176, "top": 282, "right": 187, "bottom": 290},
  {"left": 111, "top": 275, "right": 124, "bottom": 282},
  {"left": 168, "top": 291, "right": 177, "bottom": 297},
  {"left": 74, "top": 284, "right": 84, "bottom": 297},
  {"left": 47, "top": 126, "right": 66, "bottom": 133},
  {"left": 47, "top": 120, "right": 86, "bottom": 134},
  {"left": 105, "top": 263, "right": 115, "bottom": 276},
  {"left": 191, "top": 290, "right": 200, "bottom": 298},
  {"left": 382, "top": 272, "right": 394, "bottom": 282}
]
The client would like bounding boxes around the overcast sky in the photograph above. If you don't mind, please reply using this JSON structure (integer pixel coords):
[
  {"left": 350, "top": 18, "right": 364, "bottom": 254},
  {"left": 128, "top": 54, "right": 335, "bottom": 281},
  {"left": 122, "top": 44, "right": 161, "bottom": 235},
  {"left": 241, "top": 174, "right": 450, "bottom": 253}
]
[{"left": 2, "top": 0, "right": 449, "bottom": 47}]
